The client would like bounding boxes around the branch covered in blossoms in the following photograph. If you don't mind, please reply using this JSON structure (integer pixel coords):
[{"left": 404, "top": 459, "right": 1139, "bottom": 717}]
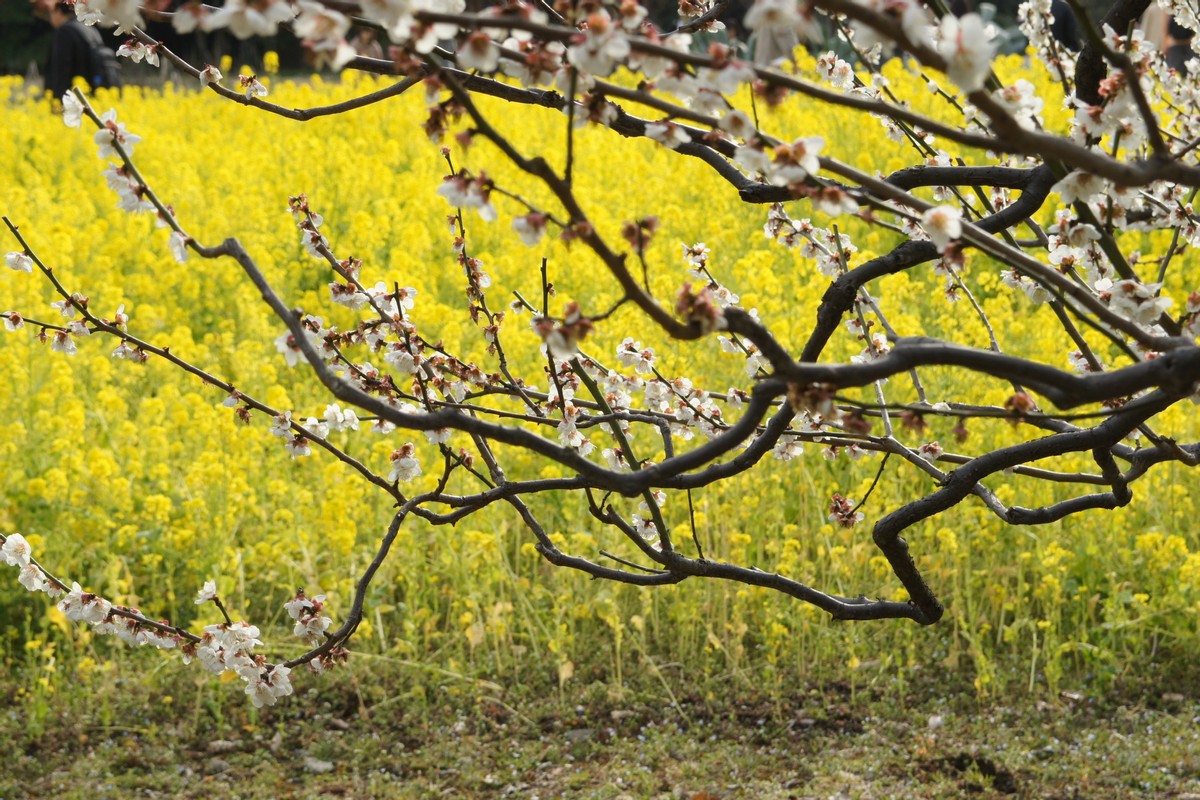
[{"left": 5, "top": 0, "right": 1200, "bottom": 703}]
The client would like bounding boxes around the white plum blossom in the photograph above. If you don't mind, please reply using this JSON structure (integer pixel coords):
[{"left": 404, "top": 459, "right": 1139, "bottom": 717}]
[
  {"left": 19, "top": 563, "right": 51, "bottom": 593},
  {"left": 1099, "top": 278, "right": 1173, "bottom": 327},
  {"left": 4, "top": 312, "right": 25, "bottom": 332},
  {"left": 74, "top": 0, "right": 144, "bottom": 29},
  {"left": 631, "top": 514, "right": 660, "bottom": 548},
  {"left": 112, "top": 341, "right": 146, "bottom": 361},
  {"left": 602, "top": 447, "right": 629, "bottom": 470},
  {"left": 246, "top": 666, "right": 293, "bottom": 707},
  {"left": 1, "top": 533, "right": 32, "bottom": 567},
  {"left": 168, "top": 231, "right": 189, "bottom": 263},
  {"left": 512, "top": 213, "right": 549, "bottom": 246},
  {"left": 6, "top": 252, "right": 33, "bottom": 273},
  {"left": 103, "top": 164, "right": 153, "bottom": 214},
  {"left": 718, "top": 109, "right": 756, "bottom": 141},
  {"left": 516, "top": 211, "right": 552, "bottom": 245},
  {"left": 916, "top": 441, "right": 945, "bottom": 462},
  {"left": 204, "top": 620, "right": 263, "bottom": 654},
  {"left": 921, "top": 205, "right": 963, "bottom": 252},
  {"left": 62, "top": 91, "right": 84, "bottom": 128},
  {"left": 240, "top": 75, "right": 269, "bottom": 98},
  {"left": 294, "top": 1, "right": 355, "bottom": 70},
  {"left": 302, "top": 416, "right": 329, "bottom": 439},
  {"left": 424, "top": 428, "right": 452, "bottom": 445},
  {"left": 269, "top": 411, "right": 293, "bottom": 438},
  {"left": 457, "top": 30, "right": 501, "bottom": 73},
  {"left": 993, "top": 79, "right": 1044, "bottom": 128},
  {"left": 646, "top": 121, "right": 692, "bottom": 150},
  {"left": 816, "top": 52, "right": 856, "bottom": 91},
  {"left": 284, "top": 590, "right": 333, "bottom": 645},
  {"left": 202, "top": 0, "right": 294, "bottom": 39},
  {"left": 1052, "top": 170, "right": 1108, "bottom": 205},
  {"left": 388, "top": 444, "right": 422, "bottom": 482},
  {"left": 733, "top": 143, "right": 772, "bottom": 177},
  {"left": 171, "top": 2, "right": 207, "bottom": 33},
  {"left": 743, "top": 0, "right": 821, "bottom": 46},
  {"left": 437, "top": 174, "right": 497, "bottom": 222},
  {"left": 1067, "top": 350, "right": 1102, "bottom": 373},
  {"left": 616, "top": 338, "right": 655, "bottom": 373},
  {"left": 358, "top": 0, "right": 461, "bottom": 51},
  {"left": 935, "top": 13, "right": 996, "bottom": 93},
  {"left": 116, "top": 40, "right": 159, "bottom": 67},
  {"left": 329, "top": 281, "right": 370, "bottom": 309},
  {"left": 274, "top": 331, "right": 301, "bottom": 366},
  {"left": 851, "top": 332, "right": 891, "bottom": 365},
  {"left": 364, "top": 282, "right": 416, "bottom": 317},
  {"left": 94, "top": 110, "right": 141, "bottom": 159},
  {"left": 1001, "top": 269, "right": 1053, "bottom": 304},
  {"left": 51, "top": 330, "right": 78, "bottom": 355},
  {"left": 768, "top": 136, "right": 824, "bottom": 186},
  {"left": 199, "top": 65, "right": 223, "bottom": 87},
  {"left": 195, "top": 580, "right": 218, "bottom": 604},
  {"left": 57, "top": 582, "right": 113, "bottom": 624},
  {"left": 323, "top": 404, "right": 360, "bottom": 432},
  {"left": 383, "top": 341, "right": 422, "bottom": 373},
  {"left": 772, "top": 437, "right": 805, "bottom": 460},
  {"left": 682, "top": 242, "right": 710, "bottom": 271},
  {"left": 567, "top": 11, "right": 631, "bottom": 76}
]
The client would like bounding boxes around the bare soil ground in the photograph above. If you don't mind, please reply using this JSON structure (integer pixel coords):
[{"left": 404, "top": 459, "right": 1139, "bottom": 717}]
[{"left": 4, "top": 663, "right": 1200, "bottom": 799}]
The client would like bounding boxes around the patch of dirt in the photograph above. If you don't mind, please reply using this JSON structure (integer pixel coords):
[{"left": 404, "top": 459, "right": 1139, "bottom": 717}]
[{"left": 923, "top": 751, "right": 1020, "bottom": 794}]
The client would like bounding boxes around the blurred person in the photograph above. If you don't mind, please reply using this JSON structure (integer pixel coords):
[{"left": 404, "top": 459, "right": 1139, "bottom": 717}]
[
  {"left": 1164, "top": 16, "right": 1195, "bottom": 74},
  {"left": 1140, "top": 2, "right": 1169, "bottom": 49},
  {"left": 1141, "top": 8, "right": 1196, "bottom": 75},
  {"left": 350, "top": 27, "right": 384, "bottom": 61},
  {"left": 1047, "top": 0, "right": 1081, "bottom": 51},
  {"left": 42, "top": 0, "right": 122, "bottom": 97}
]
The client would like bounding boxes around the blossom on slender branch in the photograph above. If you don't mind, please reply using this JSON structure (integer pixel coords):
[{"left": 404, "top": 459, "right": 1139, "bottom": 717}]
[
  {"left": 239, "top": 75, "right": 269, "bottom": 98},
  {"left": 616, "top": 338, "right": 655, "bottom": 374},
  {"left": 62, "top": 92, "right": 84, "bottom": 128},
  {"left": 457, "top": 31, "right": 501, "bottom": 73},
  {"left": 743, "top": 0, "right": 821, "bottom": 47},
  {"left": 50, "top": 330, "right": 78, "bottom": 354},
  {"left": 58, "top": 582, "right": 112, "bottom": 624},
  {"left": 512, "top": 212, "right": 548, "bottom": 246},
  {"left": 5, "top": 252, "right": 33, "bottom": 273},
  {"left": 935, "top": 13, "right": 996, "bottom": 93},
  {"left": 646, "top": 120, "right": 691, "bottom": 150},
  {"left": 921, "top": 205, "right": 963, "bottom": 253},
  {"left": 195, "top": 580, "right": 218, "bottom": 604},
  {"left": 828, "top": 494, "right": 864, "bottom": 528},
  {"left": 294, "top": 1, "right": 356, "bottom": 70},
  {"left": 284, "top": 590, "right": 333, "bottom": 645},
  {"left": 567, "top": 11, "right": 631, "bottom": 77},
  {"left": 1, "top": 533, "right": 32, "bottom": 567},
  {"left": 388, "top": 443, "right": 422, "bottom": 482},
  {"left": 74, "top": 0, "right": 144, "bottom": 29},
  {"left": 199, "top": 65, "right": 223, "bottom": 87},
  {"left": 201, "top": 0, "right": 294, "bottom": 39},
  {"left": 168, "top": 231, "right": 189, "bottom": 263},
  {"left": 94, "top": 110, "right": 141, "bottom": 159},
  {"left": 116, "top": 40, "right": 160, "bottom": 67}
]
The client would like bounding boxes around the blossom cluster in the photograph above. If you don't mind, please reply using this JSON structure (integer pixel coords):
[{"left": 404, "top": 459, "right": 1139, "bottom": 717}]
[{"left": 2, "top": 531, "right": 317, "bottom": 708}]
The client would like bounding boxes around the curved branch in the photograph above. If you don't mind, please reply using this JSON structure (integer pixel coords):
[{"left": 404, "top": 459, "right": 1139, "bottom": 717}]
[
  {"left": 783, "top": 337, "right": 1200, "bottom": 410},
  {"left": 872, "top": 389, "right": 1174, "bottom": 623}
]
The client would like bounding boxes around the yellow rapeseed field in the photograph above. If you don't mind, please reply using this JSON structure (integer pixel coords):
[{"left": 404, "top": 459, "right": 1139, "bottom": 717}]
[{"left": 1, "top": 52, "right": 1198, "bottom": 699}]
